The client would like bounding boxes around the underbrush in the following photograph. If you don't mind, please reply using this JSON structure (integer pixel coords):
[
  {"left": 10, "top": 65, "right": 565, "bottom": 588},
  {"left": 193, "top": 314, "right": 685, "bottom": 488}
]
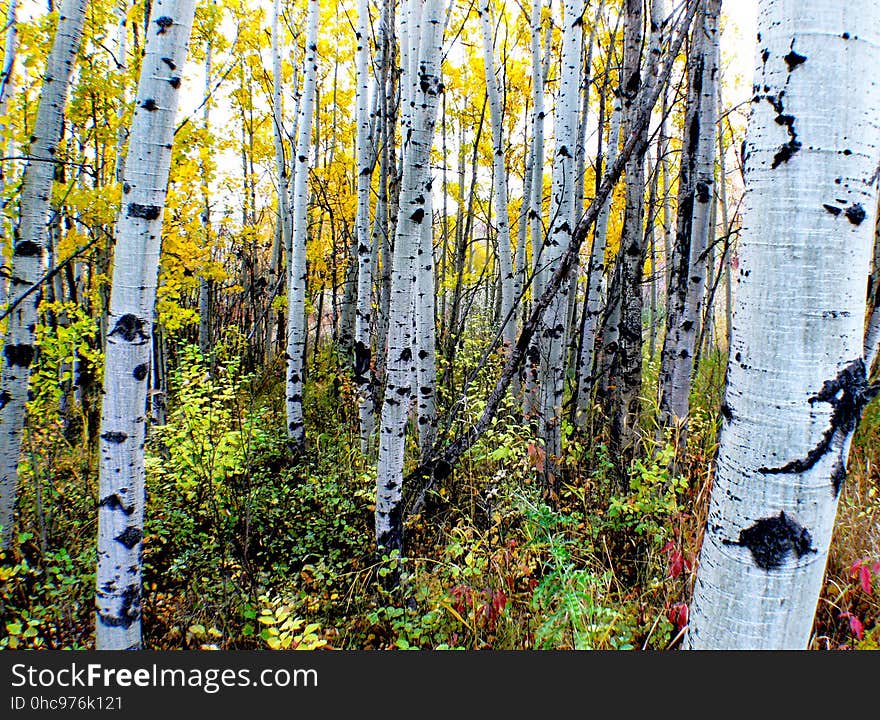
[{"left": 2, "top": 340, "right": 878, "bottom": 650}]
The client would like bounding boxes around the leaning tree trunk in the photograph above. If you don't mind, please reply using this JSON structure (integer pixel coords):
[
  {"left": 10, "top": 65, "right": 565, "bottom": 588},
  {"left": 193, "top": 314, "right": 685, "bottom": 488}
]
[
  {"left": 0, "top": 0, "right": 86, "bottom": 550},
  {"left": 285, "top": 0, "right": 319, "bottom": 452},
  {"left": 478, "top": 0, "right": 515, "bottom": 350},
  {"left": 686, "top": 0, "right": 880, "bottom": 650},
  {"left": 95, "top": 0, "right": 196, "bottom": 649},
  {"left": 375, "top": 0, "right": 445, "bottom": 554}
]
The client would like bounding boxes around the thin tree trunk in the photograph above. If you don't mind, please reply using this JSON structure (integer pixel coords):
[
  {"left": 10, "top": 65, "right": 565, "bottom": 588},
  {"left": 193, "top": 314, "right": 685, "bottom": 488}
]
[
  {"left": 658, "top": 0, "right": 720, "bottom": 430},
  {"left": 478, "top": 0, "right": 515, "bottom": 350},
  {"left": 198, "top": 24, "right": 213, "bottom": 356},
  {"left": 285, "top": 0, "right": 319, "bottom": 452},
  {"left": 354, "top": 0, "right": 377, "bottom": 455}
]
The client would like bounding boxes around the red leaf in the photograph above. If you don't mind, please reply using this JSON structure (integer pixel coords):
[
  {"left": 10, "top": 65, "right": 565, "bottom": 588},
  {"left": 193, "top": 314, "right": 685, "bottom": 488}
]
[
  {"left": 667, "top": 602, "right": 688, "bottom": 631},
  {"left": 851, "top": 559, "right": 874, "bottom": 594},
  {"left": 669, "top": 550, "right": 685, "bottom": 579},
  {"left": 661, "top": 540, "right": 675, "bottom": 554},
  {"left": 840, "top": 612, "right": 864, "bottom": 641},
  {"left": 527, "top": 443, "right": 546, "bottom": 473},
  {"left": 860, "top": 565, "right": 873, "bottom": 594}
]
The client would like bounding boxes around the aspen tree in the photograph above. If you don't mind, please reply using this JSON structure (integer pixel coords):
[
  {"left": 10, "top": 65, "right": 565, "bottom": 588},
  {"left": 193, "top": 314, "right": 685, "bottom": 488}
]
[
  {"left": 0, "top": 0, "right": 87, "bottom": 549},
  {"left": 285, "top": 0, "right": 319, "bottom": 452},
  {"left": 375, "top": 0, "right": 445, "bottom": 554},
  {"left": 478, "top": 0, "right": 515, "bottom": 350},
  {"left": 687, "top": 0, "right": 880, "bottom": 649},
  {"left": 95, "top": 0, "right": 197, "bottom": 648}
]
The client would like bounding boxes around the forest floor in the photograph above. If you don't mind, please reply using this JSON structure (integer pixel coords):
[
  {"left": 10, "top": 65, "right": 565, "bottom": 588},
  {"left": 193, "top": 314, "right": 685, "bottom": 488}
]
[{"left": 2, "top": 335, "right": 878, "bottom": 650}]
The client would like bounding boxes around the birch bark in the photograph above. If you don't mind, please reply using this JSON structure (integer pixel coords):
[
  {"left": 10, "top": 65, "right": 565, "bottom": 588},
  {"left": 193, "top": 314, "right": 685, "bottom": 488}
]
[
  {"left": 537, "top": 0, "right": 582, "bottom": 488},
  {"left": 478, "top": 0, "right": 515, "bottom": 350},
  {"left": 687, "top": 0, "right": 880, "bottom": 649},
  {"left": 0, "top": 0, "right": 87, "bottom": 549},
  {"left": 375, "top": 0, "right": 445, "bottom": 553},
  {"left": 95, "top": 0, "right": 196, "bottom": 648},
  {"left": 285, "top": 0, "right": 319, "bottom": 452}
]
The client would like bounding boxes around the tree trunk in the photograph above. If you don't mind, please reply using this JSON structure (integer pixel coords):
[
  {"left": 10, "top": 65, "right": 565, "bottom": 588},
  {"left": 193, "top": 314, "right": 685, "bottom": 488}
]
[
  {"left": 354, "top": 0, "right": 377, "bottom": 456},
  {"left": 478, "top": 0, "right": 515, "bottom": 350},
  {"left": 687, "top": 0, "right": 880, "bottom": 649},
  {"left": 285, "top": 0, "right": 319, "bottom": 452},
  {"left": 0, "top": 0, "right": 87, "bottom": 550},
  {"left": 95, "top": 0, "right": 196, "bottom": 649},
  {"left": 375, "top": 0, "right": 445, "bottom": 554},
  {"left": 0, "top": 0, "right": 17, "bottom": 304},
  {"left": 537, "top": 0, "right": 582, "bottom": 491},
  {"left": 658, "top": 0, "right": 720, "bottom": 430}
]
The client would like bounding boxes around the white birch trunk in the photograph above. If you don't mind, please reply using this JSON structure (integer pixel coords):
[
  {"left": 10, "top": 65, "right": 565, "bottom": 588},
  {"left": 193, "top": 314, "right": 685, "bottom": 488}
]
[
  {"left": 354, "top": 0, "right": 376, "bottom": 455},
  {"left": 575, "top": 85, "right": 622, "bottom": 424},
  {"left": 0, "top": 0, "right": 86, "bottom": 550},
  {"left": 661, "top": 0, "right": 719, "bottom": 425},
  {"left": 198, "top": 21, "right": 213, "bottom": 356},
  {"left": 538, "top": 0, "right": 583, "bottom": 484},
  {"left": 415, "top": 184, "right": 437, "bottom": 456},
  {"left": 285, "top": 0, "right": 319, "bottom": 451},
  {"left": 687, "top": 0, "right": 880, "bottom": 649},
  {"left": 0, "top": 0, "right": 18, "bottom": 310},
  {"left": 478, "top": 0, "right": 514, "bottom": 349},
  {"left": 95, "top": 0, "right": 196, "bottom": 648},
  {"left": 114, "top": 0, "right": 129, "bottom": 184},
  {"left": 375, "top": 0, "right": 445, "bottom": 553},
  {"left": 522, "top": 0, "right": 550, "bottom": 419}
]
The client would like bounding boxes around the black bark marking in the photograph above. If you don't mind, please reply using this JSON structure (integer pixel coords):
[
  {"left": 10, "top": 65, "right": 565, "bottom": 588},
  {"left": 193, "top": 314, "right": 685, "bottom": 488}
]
[
  {"left": 13, "top": 240, "right": 41, "bottom": 257},
  {"left": 155, "top": 16, "right": 174, "bottom": 34},
  {"left": 759, "top": 359, "right": 878, "bottom": 496},
  {"left": 132, "top": 363, "right": 149, "bottom": 381},
  {"left": 783, "top": 50, "right": 807, "bottom": 71},
  {"left": 168, "top": 76, "right": 181, "bottom": 89},
  {"left": 4, "top": 344, "right": 35, "bottom": 368},
  {"left": 695, "top": 182, "right": 710, "bottom": 204},
  {"left": 823, "top": 204, "right": 842, "bottom": 217},
  {"left": 115, "top": 526, "right": 143, "bottom": 549},
  {"left": 720, "top": 402, "right": 734, "bottom": 422},
  {"left": 761, "top": 48, "right": 770, "bottom": 64},
  {"left": 353, "top": 341, "right": 371, "bottom": 384},
  {"left": 126, "top": 203, "right": 161, "bottom": 220},
  {"left": 98, "top": 584, "right": 141, "bottom": 629},
  {"left": 109, "top": 314, "right": 149, "bottom": 343},
  {"left": 399, "top": 347, "right": 412, "bottom": 362},
  {"left": 0, "top": 391, "right": 10, "bottom": 409},
  {"left": 772, "top": 139, "right": 801, "bottom": 169},
  {"left": 765, "top": 95, "right": 801, "bottom": 169},
  {"left": 99, "top": 494, "right": 135, "bottom": 515},
  {"left": 161, "top": 57, "right": 176, "bottom": 70},
  {"left": 410, "top": 208, "right": 425, "bottom": 224},
  {"left": 141, "top": 98, "right": 158, "bottom": 112},
  {"left": 101, "top": 431, "right": 129, "bottom": 444},
  {"left": 723, "top": 511, "right": 816, "bottom": 570},
  {"left": 845, "top": 203, "right": 866, "bottom": 226}
]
